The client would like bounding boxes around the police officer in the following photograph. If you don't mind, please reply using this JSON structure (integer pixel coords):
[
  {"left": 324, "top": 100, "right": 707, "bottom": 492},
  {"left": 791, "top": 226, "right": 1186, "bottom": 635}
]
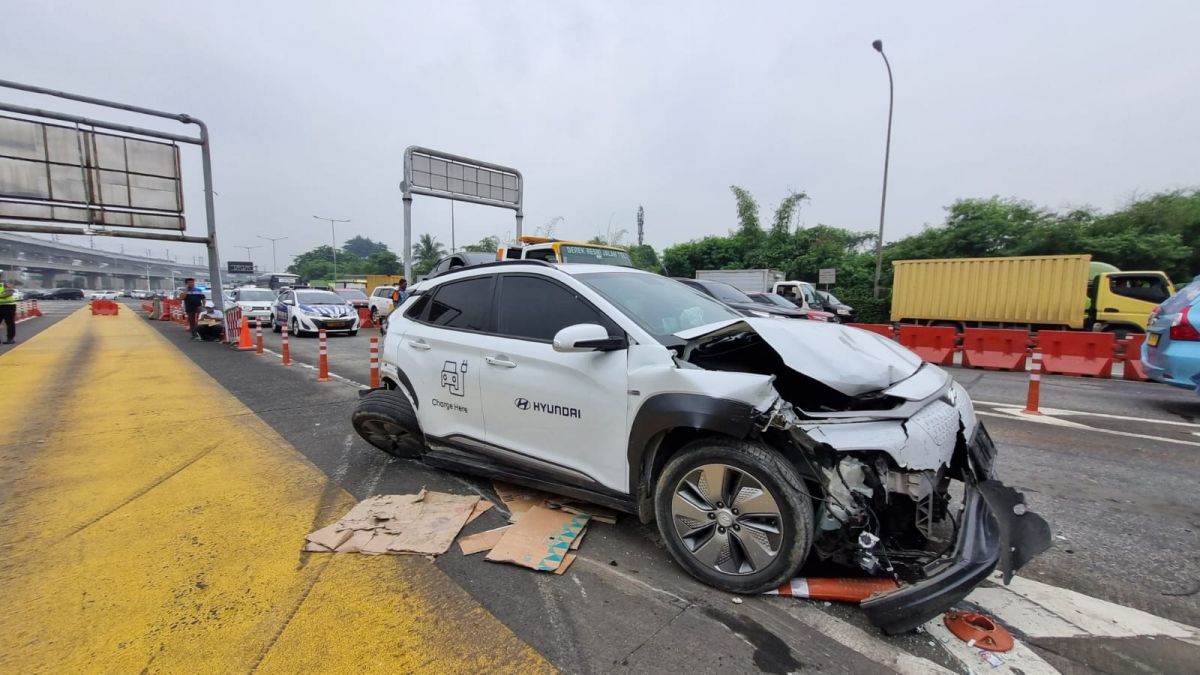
[{"left": 0, "top": 270, "right": 16, "bottom": 344}]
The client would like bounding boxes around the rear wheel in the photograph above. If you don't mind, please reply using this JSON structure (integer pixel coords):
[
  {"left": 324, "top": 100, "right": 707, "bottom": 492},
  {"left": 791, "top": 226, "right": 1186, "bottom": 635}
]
[
  {"left": 654, "top": 438, "right": 813, "bottom": 594},
  {"left": 351, "top": 389, "right": 423, "bottom": 458}
]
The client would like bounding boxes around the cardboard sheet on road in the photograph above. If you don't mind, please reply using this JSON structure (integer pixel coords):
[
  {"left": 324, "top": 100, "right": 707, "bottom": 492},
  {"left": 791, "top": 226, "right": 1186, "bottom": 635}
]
[
  {"left": 486, "top": 505, "right": 590, "bottom": 572},
  {"left": 305, "top": 491, "right": 480, "bottom": 556}
]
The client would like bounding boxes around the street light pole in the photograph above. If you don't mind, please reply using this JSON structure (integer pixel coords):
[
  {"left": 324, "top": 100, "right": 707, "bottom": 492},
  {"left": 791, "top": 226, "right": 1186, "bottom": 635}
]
[
  {"left": 257, "top": 235, "right": 288, "bottom": 272},
  {"left": 235, "top": 245, "right": 262, "bottom": 272},
  {"left": 313, "top": 215, "right": 350, "bottom": 281},
  {"left": 871, "top": 39, "right": 894, "bottom": 300}
]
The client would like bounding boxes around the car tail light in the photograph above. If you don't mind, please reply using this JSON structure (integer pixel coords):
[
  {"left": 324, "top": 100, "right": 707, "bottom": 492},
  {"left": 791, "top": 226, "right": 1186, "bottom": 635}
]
[{"left": 1169, "top": 306, "right": 1200, "bottom": 341}]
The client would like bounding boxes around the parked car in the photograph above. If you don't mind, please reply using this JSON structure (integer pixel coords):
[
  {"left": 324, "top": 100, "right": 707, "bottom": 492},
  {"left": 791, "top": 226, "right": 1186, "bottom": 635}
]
[
  {"left": 21, "top": 289, "right": 45, "bottom": 300},
  {"left": 746, "top": 292, "right": 833, "bottom": 322},
  {"left": 230, "top": 287, "right": 278, "bottom": 327},
  {"left": 675, "top": 278, "right": 814, "bottom": 320},
  {"left": 428, "top": 252, "right": 497, "bottom": 278},
  {"left": 43, "top": 288, "right": 85, "bottom": 300},
  {"left": 815, "top": 290, "right": 857, "bottom": 323},
  {"left": 89, "top": 290, "right": 120, "bottom": 300},
  {"left": 368, "top": 286, "right": 398, "bottom": 324},
  {"left": 352, "top": 261, "right": 1049, "bottom": 634},
  {"left": 1144, "top": 276, "right": 1200, "bottom": 389},
  {"left": 333, "top": 287, "right": 370, "bottom": 311},
  {"left": 271, "top": 288, "right": 359, "bottom": 336}
]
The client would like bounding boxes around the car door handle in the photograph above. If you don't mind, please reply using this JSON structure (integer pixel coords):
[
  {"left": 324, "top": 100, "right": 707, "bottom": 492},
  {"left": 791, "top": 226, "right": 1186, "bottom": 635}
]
[
  {"left": 1103, "top": 307, "right": 1119, "bottom": 313},
  {"left": 485, "top": 355, "right": 517, "bottom": 368},
  {"left": 407, "top": 339, "right": 431, "bottom": 351}
]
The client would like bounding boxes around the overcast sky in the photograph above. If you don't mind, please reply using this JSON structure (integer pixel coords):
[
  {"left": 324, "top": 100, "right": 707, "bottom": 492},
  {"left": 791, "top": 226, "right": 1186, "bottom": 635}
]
[{"left": 3, "top": 1, "right": 1198, "bottom": 271}]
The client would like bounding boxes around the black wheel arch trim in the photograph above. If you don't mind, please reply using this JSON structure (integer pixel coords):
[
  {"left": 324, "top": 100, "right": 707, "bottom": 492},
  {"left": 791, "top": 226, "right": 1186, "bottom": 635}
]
[{"left": 627, "top": 393, "right": 758, "bottom": 516}]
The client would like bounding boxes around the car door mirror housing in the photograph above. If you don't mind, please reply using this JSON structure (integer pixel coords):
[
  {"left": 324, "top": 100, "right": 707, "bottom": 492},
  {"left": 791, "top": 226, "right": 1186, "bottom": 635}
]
[{"left": 552, "top": 323, "right": 626, "bottom": 352}]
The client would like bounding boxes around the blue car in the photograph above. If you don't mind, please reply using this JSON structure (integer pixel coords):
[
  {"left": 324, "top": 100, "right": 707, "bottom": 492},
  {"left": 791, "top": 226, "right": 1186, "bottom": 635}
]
[{"left": 1143, "top": 275, "right": 1200, "bottom": 389}]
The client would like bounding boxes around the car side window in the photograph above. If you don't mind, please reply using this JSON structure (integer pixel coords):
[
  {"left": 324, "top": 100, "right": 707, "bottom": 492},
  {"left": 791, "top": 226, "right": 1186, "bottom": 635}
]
[
  {"left": 495, "top": 275, "right": 616, "bottom": 342},
  {"left": 424, "top": 276, "right": 494, "bottom": 331}
]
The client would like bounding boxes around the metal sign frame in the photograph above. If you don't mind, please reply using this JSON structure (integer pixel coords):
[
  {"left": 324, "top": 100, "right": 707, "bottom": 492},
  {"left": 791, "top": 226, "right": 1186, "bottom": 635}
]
[
  {"left": 400, "top": 146, "right": 523, "bottom": 280},
  {"left": 0, "top": 79, "right": 224, "bottom": 293}
]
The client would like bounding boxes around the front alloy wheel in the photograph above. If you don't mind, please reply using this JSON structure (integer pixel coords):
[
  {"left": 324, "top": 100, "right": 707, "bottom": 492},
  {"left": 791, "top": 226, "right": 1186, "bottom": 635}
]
[
  {"left": 654, "top": 438, "right": 813, "bottom": 593},
  {"left": 671, "top": 464, "right": 783, "bottom": 575}
]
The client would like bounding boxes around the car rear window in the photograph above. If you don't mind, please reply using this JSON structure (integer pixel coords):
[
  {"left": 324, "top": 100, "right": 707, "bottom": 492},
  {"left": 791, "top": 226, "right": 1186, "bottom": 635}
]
[{"left": 425, "top": 276, "right": 493, "bottom": 331}]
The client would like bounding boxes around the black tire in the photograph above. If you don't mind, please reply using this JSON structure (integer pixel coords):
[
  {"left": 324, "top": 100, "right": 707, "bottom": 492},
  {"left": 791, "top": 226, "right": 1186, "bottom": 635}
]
[
  {"left": 351, "top": 389, "right": 424, "bottom": 458},
  {"left": 654, "top": 437, "right": 813, "bottom": 594},
  {"left": 290, "top": 316, "right": 307, "bottom": 338},
  {"left": 370, "top": 307, "right": 379, "bottom": 323},
  {"left": 272, "top": 316, "right": 281, "bottom": 333},
  {"left": 348, "top": 330, "right": 358, "bottom": 337}
]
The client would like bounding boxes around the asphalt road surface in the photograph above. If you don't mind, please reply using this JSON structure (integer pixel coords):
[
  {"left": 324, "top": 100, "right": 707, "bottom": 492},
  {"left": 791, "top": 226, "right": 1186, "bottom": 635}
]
[{"left": 138, "top": 309, "right": 1200, "bottom": 672}]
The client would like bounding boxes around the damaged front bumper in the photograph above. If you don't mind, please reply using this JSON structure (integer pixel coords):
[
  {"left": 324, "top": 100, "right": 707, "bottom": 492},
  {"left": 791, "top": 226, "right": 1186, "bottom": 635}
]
[{"left": 860, "top": 431, "right": 1051, "bottom": 634}]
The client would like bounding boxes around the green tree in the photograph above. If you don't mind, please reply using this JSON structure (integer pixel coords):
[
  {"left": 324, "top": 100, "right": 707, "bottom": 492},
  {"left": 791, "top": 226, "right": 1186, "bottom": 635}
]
[
  {"left": 342, "top": 235, "right": 389, "bottom": 258},
  {"left": 365, "top": 250, "right": 402, "bottom": 275},
  {"left": 730, "top": 185, "right": 762, "bottom": 243},
  {"left": 462, "top": 236, "right": 500, "bottom": 253},
  {"left": 412, "top": 234, "right": 447, "bottom": 276},
  {"left": 770, "top": 191, "right": 809, "bottom": 237},
  {"left": 627, "top": 244, "right": 659, "bottom": 272}
]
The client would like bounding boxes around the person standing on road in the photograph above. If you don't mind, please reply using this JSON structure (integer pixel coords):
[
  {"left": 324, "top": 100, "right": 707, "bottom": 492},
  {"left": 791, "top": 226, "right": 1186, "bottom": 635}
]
[
  {"left": 390, "top": 278, "right": 409, "bottom": 308},
  {"left": 179, "top": 278, "right": 205, "bottom": 341},
  {"left": 0, "top": 271, "right": 17, "bottom": 344}
]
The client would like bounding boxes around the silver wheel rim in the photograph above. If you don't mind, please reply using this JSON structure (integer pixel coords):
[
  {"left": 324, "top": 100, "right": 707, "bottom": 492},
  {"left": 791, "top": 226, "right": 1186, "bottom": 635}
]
[
  {"left": 358, "top": 418, "right": 408, "bottom": 450},
  {"left": 671, "top": 463, "right": 783, "bottom": 575}
]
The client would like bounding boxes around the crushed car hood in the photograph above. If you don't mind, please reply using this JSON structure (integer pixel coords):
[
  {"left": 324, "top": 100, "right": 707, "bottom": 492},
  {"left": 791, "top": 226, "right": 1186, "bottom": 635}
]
[{"left": 676, "top": 319, "right": 922, "bottom": 396}]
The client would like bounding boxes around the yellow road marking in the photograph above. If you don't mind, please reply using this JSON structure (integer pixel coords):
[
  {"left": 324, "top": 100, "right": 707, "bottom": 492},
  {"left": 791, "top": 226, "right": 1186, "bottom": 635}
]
[{"left": 0, "top": 308, "right": 551, "bottom": 673}]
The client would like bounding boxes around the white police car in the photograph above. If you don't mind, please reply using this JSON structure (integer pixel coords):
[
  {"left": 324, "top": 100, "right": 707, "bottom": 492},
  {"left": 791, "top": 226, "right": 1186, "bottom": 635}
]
[
  {"left": 351, "top": 261, "right": 1048, "bottom": 634},
  {"left": 271, "top": 288, "right": 359, "bottom": 336}
]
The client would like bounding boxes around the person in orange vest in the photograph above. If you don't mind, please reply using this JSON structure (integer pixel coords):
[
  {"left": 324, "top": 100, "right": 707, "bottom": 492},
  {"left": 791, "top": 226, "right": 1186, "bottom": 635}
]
[{"left": 390, "top": 278, "right": 409, "bottom": 307}]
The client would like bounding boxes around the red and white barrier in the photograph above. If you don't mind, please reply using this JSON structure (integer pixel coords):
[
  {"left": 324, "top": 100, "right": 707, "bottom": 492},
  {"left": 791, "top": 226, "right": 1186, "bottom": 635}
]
[
  {"left": 317, "top": 329, "right": 330, "bottom": 382},
  {"left": 369, "top": 336, "right": 381, "bottom": 388},
  {"left": 280, "top": 322, "right": 292, "bottom": 366},
  {"left": 1024, "top": 351, "right": 1042, "bottom": 415}
]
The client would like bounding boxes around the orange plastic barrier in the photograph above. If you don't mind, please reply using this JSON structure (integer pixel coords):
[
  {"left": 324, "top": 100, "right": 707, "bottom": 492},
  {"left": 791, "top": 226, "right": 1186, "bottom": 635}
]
[
  {"left": 159, "top": 299, "right": 181, "bottom": 321},
  {"left": 90, "top": 299, "right": 120, "bottom": 316},
  {"left": 846, "top": 323, "right": 894, "bottom": 339},
  {"left": 1037, "top": 330, "right": 1114, "bottom": 378},
  {"left": 1121, "top": 334, "right": 1148, "bottom": 381},
  {"left": 961, "top": 328, "right": 1029, "bottom": 371},
  {"left": 357, "top": 306, "right": 376, "bottom": 329},
  {"left": 766, "top": 577, "right": 898, "bottom": 603},
  {"left": 898, "top": 325, "right": 956, "bottom": 365}
]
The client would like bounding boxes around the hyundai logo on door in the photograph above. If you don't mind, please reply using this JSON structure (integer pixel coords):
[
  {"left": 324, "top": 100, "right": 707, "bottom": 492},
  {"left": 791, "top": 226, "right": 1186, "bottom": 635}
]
[
  {"left": 514, "top": 397, "right": 530, "bottom": 410},
  {"left": 513, "top": 397, "right": 581, "bottom": 419}
]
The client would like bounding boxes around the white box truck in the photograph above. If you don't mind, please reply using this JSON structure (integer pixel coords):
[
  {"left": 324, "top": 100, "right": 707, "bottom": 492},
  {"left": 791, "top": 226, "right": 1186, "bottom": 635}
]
[{"left": 695, "top": 269, "right": 824, "bottom": 312}]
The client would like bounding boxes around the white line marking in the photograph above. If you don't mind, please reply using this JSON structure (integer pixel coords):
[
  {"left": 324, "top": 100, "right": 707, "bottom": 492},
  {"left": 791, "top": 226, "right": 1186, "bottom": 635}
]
[
  {"left": 977, "top": 408, "right": 1200, "bottom": 447},
  {"left": 974, "top": 400, "right": 1200, "bottom": 429},
  {"left": 967, "top": 575, "right": 1199, "bottom": 640},
  {"left": 769, "top": 601, "right": 954, "bottom": 675},
  {"left": 260, "top": 348, "right": 367, "bottom": 388},
  {"left": 924, "top": 616, "right": 1059, "bottom": 674}
]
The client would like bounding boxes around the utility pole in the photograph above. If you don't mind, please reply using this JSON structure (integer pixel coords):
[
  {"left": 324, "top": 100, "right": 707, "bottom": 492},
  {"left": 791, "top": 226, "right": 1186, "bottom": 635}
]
[
  {"left": 313, "top": 215, "right": 350, "bottom": 281},
  {"left": 450, "top": 202, "right": 456, "bottom": 252},
  {"left": 637, "top": 205, "right": 645, "bottom": 246},
  {"left": 235, "top": 245, "right": 261, "bottom": 269},
  {"left": 257, "top": 235, "right": 288, "bottom": 272}
]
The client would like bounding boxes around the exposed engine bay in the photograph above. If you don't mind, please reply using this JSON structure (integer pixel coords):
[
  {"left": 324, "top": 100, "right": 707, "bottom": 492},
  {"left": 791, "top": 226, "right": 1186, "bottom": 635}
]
[{"left": 676, "top": 319, "right": 1052, "bottom": 632}]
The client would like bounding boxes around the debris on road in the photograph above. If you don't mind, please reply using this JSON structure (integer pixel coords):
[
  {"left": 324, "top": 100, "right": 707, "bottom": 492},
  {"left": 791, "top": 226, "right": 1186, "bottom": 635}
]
[
  {"left": 304, "top": 491, "right": 480, "bottom": 556},
  {"left": 765, "top": 577, "right": 899, "bottom": 603},
  {"left": 465, "top": 500, "right": 494, "bottom": 524},
  {"left": 493, "top": 481, "right": 619, "bottom": 525},
  {"left": 458, "top": 526, "right": 510, "bottom": 555},
  {"left": 943, "top": 611, "right": 1014, "bottom": 652},
  {"left": 486, "top": 505, "right": 590, "bottom": 572}
]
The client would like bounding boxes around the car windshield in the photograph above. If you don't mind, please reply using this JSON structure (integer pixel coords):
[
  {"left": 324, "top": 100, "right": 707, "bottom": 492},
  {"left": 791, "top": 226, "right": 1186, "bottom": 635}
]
[
  {"left": 238, "top": 290, "right": 275, "bottom": 302},
  {"left": 699, "top": 280, "right": 753, "bottom": 304},
  {"left": 759, "top": 293, "right": 798, "bottom": 309},
  {"left": 822, "top": 291, "right": 843, "bottom": 305},
  {"left": 334, "top": 289, "right": 367, "bottom": 300},
  {"left": 558, "top": 245, "right": 634, "bottom": 266},
  {"left": 1160, "top": 276, "right": 1200, "bottom": 314},
  {"left": 577, "top": 272, "right": 742, "bottom": 340},
  {"left": 296, "top": 291, "right": 346, "bottom": 305}
]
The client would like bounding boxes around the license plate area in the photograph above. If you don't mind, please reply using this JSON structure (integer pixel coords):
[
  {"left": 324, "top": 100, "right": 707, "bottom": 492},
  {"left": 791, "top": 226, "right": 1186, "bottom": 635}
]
[{"left": 1148, "top": 332, "right": 1160, "bottom": 347}]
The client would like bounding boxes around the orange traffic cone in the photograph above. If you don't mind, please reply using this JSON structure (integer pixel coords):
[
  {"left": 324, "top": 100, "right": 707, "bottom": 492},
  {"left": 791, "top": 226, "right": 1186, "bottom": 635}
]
[{"left": 236, "top": 315, "right": 254, "bottom": 351}]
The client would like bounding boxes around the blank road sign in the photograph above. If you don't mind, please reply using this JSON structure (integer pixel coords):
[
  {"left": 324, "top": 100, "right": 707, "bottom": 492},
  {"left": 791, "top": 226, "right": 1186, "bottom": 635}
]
[
  {"left": 407, "top": 148, "right": 520, "bottom": 207},
  {"left": 818, "top": 268, "right": 836, "bottom": 285}
]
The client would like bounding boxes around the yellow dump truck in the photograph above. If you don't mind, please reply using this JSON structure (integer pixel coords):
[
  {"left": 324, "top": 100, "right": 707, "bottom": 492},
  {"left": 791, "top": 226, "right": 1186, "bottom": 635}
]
[{"left": 890, "top": 255, "right": 1173, "bottom": 332}]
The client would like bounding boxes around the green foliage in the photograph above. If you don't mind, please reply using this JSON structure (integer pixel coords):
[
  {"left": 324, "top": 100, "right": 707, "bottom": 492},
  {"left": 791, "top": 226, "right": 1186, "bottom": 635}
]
[
  {"left": 627, "top": 244, "right": 660, "bottom": 272},
  {"left": 341, "top": 235, "right": 389, "bottom": 259},
  {"left": 412, "top": 234, "right": 447, "bottom": 276},
  {"left": 462, "top": 236, "right": 500, "bottom": 253},
  {"left": 770, "top": 191, "right": 809, "bottom": 237}
]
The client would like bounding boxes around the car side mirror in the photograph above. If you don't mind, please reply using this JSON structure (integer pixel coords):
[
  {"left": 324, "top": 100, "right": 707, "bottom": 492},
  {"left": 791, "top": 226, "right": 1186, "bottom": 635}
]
[{"left": 552, "top": 323, "right": 626, "bottom": 352}]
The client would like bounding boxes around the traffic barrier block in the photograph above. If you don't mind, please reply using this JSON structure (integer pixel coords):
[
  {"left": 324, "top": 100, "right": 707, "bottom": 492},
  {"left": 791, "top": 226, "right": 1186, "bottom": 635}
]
[
  {"left": 1037, "top": 330, "right": 1114, "bottom": 378},
  {"left": 961, "top": 328, "right": 1028, "bottom": 371},
  {"left": 357, "top": 307, "right": 376, "bottom": 329},
  {"left": 846, "top": 323, "right": 894, "bottom": 339},
  {"left": 236, "top": 314, "right": 254, "bottom": 351},
  {"left": 1121, "top": 334, "right": 1148, "bottom": 381},
  {"left": 90, "top": 300, "right": 119, "bottom": 316},
  {"left": 897, "top": 325, "right": 956, "bottom": 365}
]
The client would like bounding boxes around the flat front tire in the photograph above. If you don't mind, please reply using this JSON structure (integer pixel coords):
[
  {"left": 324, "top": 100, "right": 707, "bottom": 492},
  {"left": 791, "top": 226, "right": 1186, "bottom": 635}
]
[
  {"left": 654, "top": 437, "right": 814, "bottom": 594},
  {"left": 351, "top": 389, "right": 424, "bottom": 458}
]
